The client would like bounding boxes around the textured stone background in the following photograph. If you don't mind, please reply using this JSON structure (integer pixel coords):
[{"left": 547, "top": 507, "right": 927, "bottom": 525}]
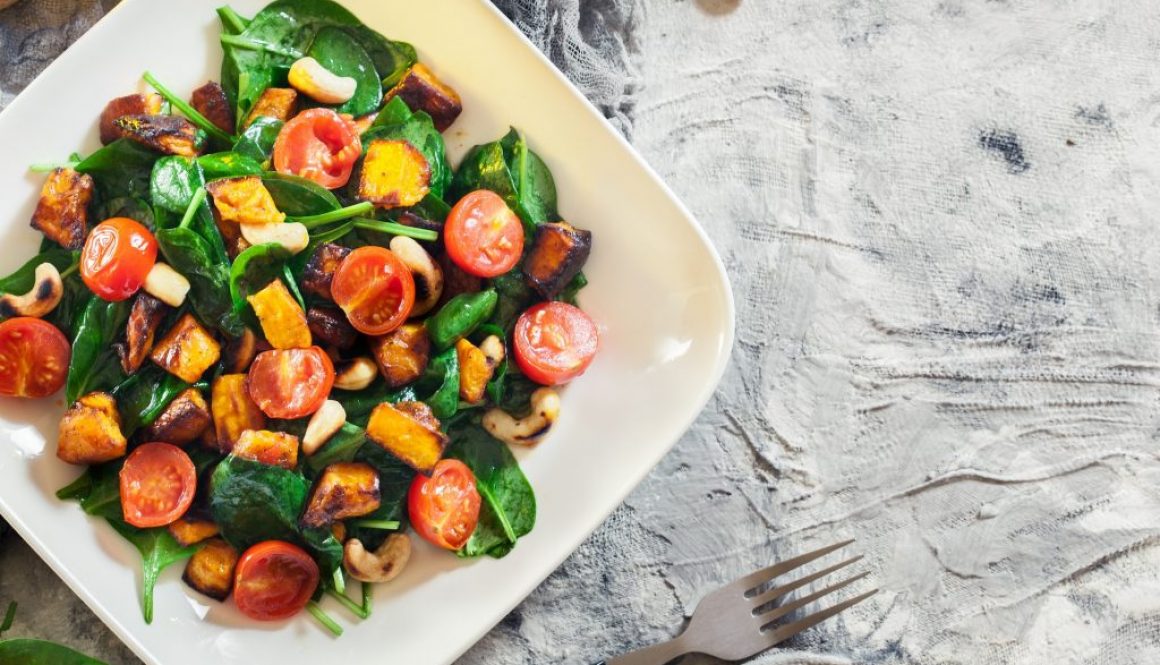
[{"left": 5, "top": 0, "right": 1160, "bottom": 664}]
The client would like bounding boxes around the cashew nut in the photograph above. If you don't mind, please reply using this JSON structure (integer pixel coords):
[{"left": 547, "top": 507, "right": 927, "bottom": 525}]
[
  {"left": 303, "top": 399, "right": 346, "bottom": 455},
  {"left": 482, "top": 387, "right": 560, "bottom": 446},
  {"left": 333, "top": 356, "right": 379, "bottom": 391},
  {"left": 289, "top": 57, "right": 358, "bottom": 105},
  {"left": 479, "top": 334, "right": 505, "bottom": 367},
  {"left": 389, "top": 236, "right": 443, "bottom": 317},
  {"left": 343, "top": 533, "right": 411, "bottom": 583},
  {"left": 240, "top": 221, "right": 310, "bottom": 255},
  {"left": 0, "top": 262, "right": 63, "bottom": 319},
  {"left": 142, "top": 262, "right": 190, "bottom": 307}
]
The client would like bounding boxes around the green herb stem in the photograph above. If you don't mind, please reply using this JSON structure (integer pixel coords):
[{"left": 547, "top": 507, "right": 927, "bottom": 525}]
[
  {"left": 28, "top": 161, "right": 80, "bottom": 173},
  {"left": 332, "top": 567, "right": 346, "bottom": 596},
  {"left": 306, "top": 601, "right": 344, "bottom": 636},
  {"left": 323, "top": 589, "right": 369, "bottom": 620},
  {"left": 294, "top": 202, "right": 375, "bottom": 229},
  {"left": 178, "top": 188, "right": 208, "bottom": 231},
  {"left": 353, "top": 218, "right": 439, "bottom": 242},
  {"left": 361, "top": 582, "right": 373, "bottom": 617},
  {"left": 0, "top": 601, "right": 16, "bottom": 637},
  {"left": 219, "top": 34, "right": 304, "bottom": 60},
  {"left": 143, "top": 71, "right": 234, "bottom": 145},
  {"left": 350, "top": 519, "right": 401, "bottom": 530},
  {"left": 59, "top": 263, "right": 79, "bottom": 280},
  {"left": 216, "top": 5, "right": 250, "bottom": 35}
]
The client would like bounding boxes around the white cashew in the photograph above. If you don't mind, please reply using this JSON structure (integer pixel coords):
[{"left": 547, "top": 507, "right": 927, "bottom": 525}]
[
  {"left": 343, "top": 533, "right": 411, "bottom": 583},
  {"left": 240, "top": 221, "right": 309, "bottom": 255},
  {"left": 389, "top": 236, "right": 443, "bottom": 317},
  {"left": 0, "top": 262, "right": 63, "bottom": 319},
  {"left": 289, "top": 57, "right": 358, "bottom": 105},
  {"left": 482, "top": 387, "right": 560, "bottom": 446},
  {"left": 142, "top": 262, "right": 190, "bottom": 307},
  {"left": 333, "top": 356, "right": 379, "bottom": 391},
  {"left": 478, "top": 334, "right": 505, "bottom": 368},
  {"left": 303, "top": 399, "right": 346, "bottom": 455}
]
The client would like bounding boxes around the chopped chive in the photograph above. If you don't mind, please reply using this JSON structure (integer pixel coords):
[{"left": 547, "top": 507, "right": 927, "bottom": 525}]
[
  {"left": 353, "top": 218, "right": 438, "bottom": 242},
  {"left": 0, "top": 601, "right": 16, "bottom": 637},
  {"left": 307, "top": 220, "right": 356, "bottom": 244},
  {"left": 324, "top": 588, "right": 369, "bottom": 620},
  {"left": 216, "top": 5, "right": 250, "bottom": 35},
  {"left": 332, "top": 567, "right": 346, "bottom": 596},
  {"left": 350, "top": 519, "right": 401, "bottom": 530},
  {"left": 178, "top": 188, "right": 208, "bottom": 231},
  {"left": 294, "top": 201, "right": 375, "bottom": 229},
  {"left": 361, "top": 582, "right": 373, "bottom": 617},
  {"left": 219, "top": 34, "right": 303, "bottom": 60},
  {"left": 59, "top": 262, "right": 79, "bottom": 280},
  {"left": 143, "top": 71, "right": 234, "bottom": 145},
  {"left": 306, "top": 601, "right": 344, "bottom": 636},
  {"left": 28, "top": 161, "right": 79, "bottom": 173}
]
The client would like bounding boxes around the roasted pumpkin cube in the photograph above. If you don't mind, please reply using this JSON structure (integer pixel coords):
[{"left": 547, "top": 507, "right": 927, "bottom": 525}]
[
  {"left": 98, "top": 93, "right": 162, "bottom": 144},
  {"left": 211, "top": 374, "right": 266, "bottom": 452},
  {"left": 30, "top": 167, "right": 94, "bottom": 250},
  {"left": 370, "top": 323, "right": 430, "bottom": 389},
  {"left": 302, "top": 242, "right": 351, "bottom": 300},
  {"left": 307, "top": 307, "right": 358, "bottom": 350},
  {"left": 365, "top": 401, "right": 448, "bottom": 473},
  {"left": 300, "top": 462, "right": 381, "bottom": 529},
  {"left": 523, "top": 221, "right": 592, "bottom": 299},
  {"left": 116, "top": 292, "right": 169, "bottom": 374},
  {"left": 247, "top": 280, "right": 311, "bottom": 350},
  {"left": 394, "top": 400, "right": 441, "bottom": 433},
  {"left": 182, "top": 538, "right": 239, "bottom": 601},
  {"left": 206, "top": 176, "right": 285, "bottom": 226},
  {"left": 222, "top": 329, "right": 262, "bottom": 374},
  {"left": 232, "top": 429, "right": 299, "bottom": 469},
  {"left": 456, "top": 338, "right": 495, "bottom": 404},
  {"left": 57, "top": 392, "right": 126, "bottom": 465},
  {"left": 190, "top": 81, "right": 235, "bottom": 134},
  {"left": 358, "top": 139, "right": 430, "bottom": 209},
  {"left": 114, "top": 114, "right": 202, "bottom": 157},
  {"left": 383, "top": 63, "right": 463, "bottom": 132},
  {"left": 144, "top": 388, "right": 211, "bottom": 446},
  {"left": 168, "top": 516, "right": 220, "bottom": 548},
  {"left": 151, "top": 314, "right": 221, "bottom": 383},
  {"left": 244, "top": 88, "right": 298, "bottom": 128}
]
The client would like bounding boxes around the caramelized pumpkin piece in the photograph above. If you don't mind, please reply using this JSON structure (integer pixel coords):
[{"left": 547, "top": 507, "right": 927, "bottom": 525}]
[
  {"left": 383, "top": 63, "right": 463, "bottom": 132},
  {"left": 211, "top": 374, "right": 266, "bottom": 452},
  {"left": 244, "top": 88, "right": 298, "bottom": 128},
  {"left": 168, "top": 516, "right": 220, "bottom": 548},
  {"left": 57, "top": 392, "right": 126, "bottom": 465},
  {"left": 183, "top": 538, "right": 239, "bottom": 601},
  {"left": 306, "top": 307, "right": 358, "bottom": 350},
  {"left": 300, "top": 462, "right": 381, "bottom": 529},
  {"left": 365, "top": 401, "right": 448, "bottom": 473},
  {"left": 523, "top": 221, "right": 592, "bottom": 299},
  {"left": 370, "top": 323, "right": 430, "bottom": 389},
  {"left": 98, "top": 93, "right": 162, "bottom": 144},
  {"left": 144, "top": 388, "right": 211, "bottom": 446},
  {"left": 114, "top": 114, "right": 202, "bottom": 157},
  {"left": 233, "top": 429, "right": 299, "bottom": 469},
  {"left": 117, "top": 292, "right": 169, "bottom": 374},
  {"left": 30, "top": 168, "right": 94, "bottom": 250},
  {"left": 302, "top": 242, "right": 351, "bottom": 300},
  {"left": 358, "top": 139, "right": 430, "bottom": 209},
  {"left": 456, "top": 338, "right": 495, "bottom": 404},
  {"left": 206, "top": 176, "right": 285, "bottom": 226},
  {"left": 150, "top": 314, "right": 221, "bottom": 383},
  {"left": 247, "top": 280, "right": 311, "bottom": 350},
  {"left": 190, "top": 81, "right": 235, "bottom": 134}
]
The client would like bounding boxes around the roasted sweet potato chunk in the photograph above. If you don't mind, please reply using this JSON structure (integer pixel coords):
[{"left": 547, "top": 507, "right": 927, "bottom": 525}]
[
  {"left": 144, "top": 388, "right": 211, "bottom": 446},
  {"left": 190, "top": 81, "right": 235, "bottom": 134},
  {"left": 370, "top": 323, "right": 430, "bottom": 389},
  {"left": 206, "top": 176, "right": 285, "bottom": 227},
  {"left": 116, "top": 293, "right": 169, "bottom": 374},
  {"left": 98, "top": 93, "right": 162, "bottom": 144},
  {"left": 456, "top": 338, "right": 495, "bottom": 404},
  {"left": 247, "top": 280, "right": 311, "bottom": 350},
  {"left": 394, "top": 400, "right": 441, "bottom": 433},
  {"left": 30, "top": 168, "right": 93, "bottom": 250},
  {"left": 168, "top": 516, "right": 220, "bottom": 548},
  {"left": 300, "top": 462, "right": 381, "bottom": 529},
  {"left": 523, "top": 221, "right": 592, "bottom": 299},
  {"left": 114, "top": 114, "right": 202, "bottom": 157},
  {"left": 365, "top": 401, "right": 448, "bottom": 473},
  {"left": 383, "top": 63, "right": 463, "bottom": 132},
  {"left": 244, "top": 88, "right": 298, "bottom": 128},
  {"left": 358, "top": 139, "right": 430, "bottom": 209},
  {"left": 232, "top": 429, "right": 299, "bottom": 469},
  {"left": 57, "top": 392, "right": 126, "bottom": 465},
  {"left": 302, "top": 242, "right": 351, "bottom": 300},
  {"left": 151, "top": 314, "right": 221, "bottom": 383},
  {"left": 211, "top": 374, "right": 266, "bottom": 453},
  {"left": 307, "top": 307, "right": 358, "bottom": 350},
  {"left": 183, "top": 538, "right": 239, "bottom": 601}
]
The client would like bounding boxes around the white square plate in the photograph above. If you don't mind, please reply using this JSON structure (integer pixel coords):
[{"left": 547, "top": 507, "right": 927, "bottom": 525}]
[{"left": 0, "top": 1, "right": 734, "bottom": 663}]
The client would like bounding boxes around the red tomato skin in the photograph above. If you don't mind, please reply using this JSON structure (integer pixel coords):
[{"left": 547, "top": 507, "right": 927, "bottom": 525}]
[
  {"left": 234, "top": 541, "right": 320, "bottom": 621},
  {"left": 245, "top": 346, "right": 335, "bottom": 420},
  {"left": 273, "top": 108, "right": 361, "bottom": 189},
  {"left": 0, "top": 317, "right": 70, "bottom": 398},
  {"left": 81, "top": 217, "right": 158, "bottom": 301},
  {"left": 119, "top": 442, "right": 197, "bottom": 528},
  {"left": 513, "top": 301, "right": 600, "bottom": 386},
  {"left": 444, "top": 190, "right": 525, "bottom": 278},
  {"left": 408, "top": 459, "right": 482, "bottom": 551},
  {"left": 331, "top": 246, "right": 416, "bottom": 336}
]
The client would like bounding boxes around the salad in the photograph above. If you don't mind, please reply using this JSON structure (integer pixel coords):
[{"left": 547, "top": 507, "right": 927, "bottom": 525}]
[{"left": 0, "top": 0, "right": 598, "bottom": 634}]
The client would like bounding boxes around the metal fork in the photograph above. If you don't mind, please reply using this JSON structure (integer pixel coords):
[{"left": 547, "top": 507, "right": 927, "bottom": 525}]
[{"left": 595, "top": 540, "right": 877, "bottom": 665}]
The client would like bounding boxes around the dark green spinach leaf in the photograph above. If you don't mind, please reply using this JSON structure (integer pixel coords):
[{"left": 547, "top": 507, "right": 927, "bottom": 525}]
[
  {"left": 198, "top": 152, "right": 265, "bottom": 179},
  {"left": 107, "top": 519, "right": 200, "bottom": 624},
  {"left": 66, "top": 296, "right": 129, "bottom": 404},
  {"left": 75, "top": 139, "right": 160, "bottom": 201},
  {"left": 0, "top": 639, "right": 106, "bottom": 665},
  {"left": 261, "top": 172, "right": 341, "bottom": 216},
  {"left": 155, "top": 227, "right": 244, "bottom": 335},
  {"left": 110, "top": 366, "right": 189, "bottom": 436},
  {"left": 231, "top": 117, "right": 283, "bottom": 164},
  {"left": 229, "top": 242, "right": 291, "bottom": 313},
  {"left": 308, "top": 26, "right": 380, "bottom": 116},
  {"left": 210, "top": 456, "right": 308, "bottom": 550}
]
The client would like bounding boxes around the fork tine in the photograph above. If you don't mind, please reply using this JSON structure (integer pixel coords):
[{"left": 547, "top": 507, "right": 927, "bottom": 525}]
[
  {"left": 760, "top": 588, "right": 879, "bottom": 647},
  {"left": 757, "top": 571, "right": 871, "bottom": 625},
  {"left": 748, "top": 555, "right": 863, "bottom": 610},
  {"left": 735, "top": 540, "right": 854, "bottom": 594}
]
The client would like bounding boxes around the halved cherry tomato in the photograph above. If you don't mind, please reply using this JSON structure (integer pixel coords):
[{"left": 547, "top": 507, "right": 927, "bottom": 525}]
[
  {"left": 408, "top": 459, "right": 481, "bottom": 551},
  {"left": 119, "top": 442, "right": 197, "bottom": 528},
  {"left": 444, "top": 190, "right": 524, "bottom": 278},
  {"left": 273, "top": 108, "right": 361, "bottom": 189},
  {"left": 246, "top": 346, "right": 334, "bottom": 419},
  {"left": 0, "top": 317, "right": 70, "bottom": 398},
  {"left": 513, "top": 301, "right": 599, "bottom": 385},
  {"left": 331, "top": 246, "right": 415, "bottom": 335},
  {"left": 81, "top": 217, "right": 157, "bottom": 301},
  {"left": 234, "top": 541, "right": 320, "bottom": 621}
]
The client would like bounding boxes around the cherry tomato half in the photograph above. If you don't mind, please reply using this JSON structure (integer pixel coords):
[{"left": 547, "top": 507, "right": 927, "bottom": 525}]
[
  {"left": 0, "top": 317, "right": 70, "bottom": 398},
  {"left": 273, "top": 108, "right": 362, "bottom": 189},
  {"left": 119, "top": 442, "right": 197, "bottom": 528},
  {"left": 81, "top": 217, "right": 158, "bottom": 301},
  {"left": 246, "top": 346, "right": 334, "bottom": 420},
  {"left": 331, "top": 246, "right": 415, "bottom": 336},
  {"left": 444, "top": 190, "right": 524, "bottom": 278},
  {"left": 234, "top": 541, "right": 320, "bottom": 621},
  {"left": 408, "top": 459, "right": 481, "bottom": 551},
  {"left": 513, "top": 301, "right": 599, "bottom": 385}
]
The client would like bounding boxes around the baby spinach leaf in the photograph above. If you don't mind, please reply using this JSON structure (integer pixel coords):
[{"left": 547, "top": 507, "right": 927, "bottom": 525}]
[
  {"left": 332, "top": 380, "right": 415, "bottom": 427},
  {"left": 231, "top": 117, "right": 283, "bottom": 164},
  {"left": 151, "top": 156, "right": 204, "bottom": 215},
  {"left": 0, "top": 248, "right": 75, "bottom": 296},
  {"left": 107, "top": 519, "right": 200, "bottom": 624},
  {"left": 96, "top": 197, "right": 154, "bottom": 228},
  {"left": 56, "top": 459, "right": 124, "bottom": 521},
  {"left": 229, "top": 242, "right": 291, "bottom": 313},
  {"left": 261, "top": 172, "right": 341, "bottom": 216},
  {"left": 0, "top": 639, "right": 106, "bottom": 665},
  {"left": 110, "top": 366, "right": 189, "bottom": 436},
  {"left": 66, "top": 296, "right": 130, "bottom": 404},
  {"left": 559, "top": 271, "right": 588, "bottom": 306},
  {"left": 309, "top": 26, "right": 380, "bottom": 117},
  {"left": 210, "top": 456, "right": 309, "bottom": 551},
  {"left": 345, "top": 25, "right": 415, "bottom": 87},
  {"left": 450, "top": 141, "right": 517, "bottom": 204},
  {"left": 198, "top": 151, "right": 265, "bottom": 179},
  {"left": 451, "top": 128, "right": 560, "bottom": 235},
  {"left": 75, "top": 139, "right": 160, "bottom": 201},
  {"left": 306, "top": 422, "right": 366, "bottom": 473},
  {"left": 488, "top": 267, "right": 537, "bottom": 334},
  {"left": 155, "top": 227, "right": 244, "bottom": 336},
  {"left": 417, "top": 347, "right": 459, "bottom": 420}
]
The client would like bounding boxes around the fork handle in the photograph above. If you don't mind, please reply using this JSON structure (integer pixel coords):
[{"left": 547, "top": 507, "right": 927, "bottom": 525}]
[{"left": 596, "top": 636, "right": 690, "bottom": 665}]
